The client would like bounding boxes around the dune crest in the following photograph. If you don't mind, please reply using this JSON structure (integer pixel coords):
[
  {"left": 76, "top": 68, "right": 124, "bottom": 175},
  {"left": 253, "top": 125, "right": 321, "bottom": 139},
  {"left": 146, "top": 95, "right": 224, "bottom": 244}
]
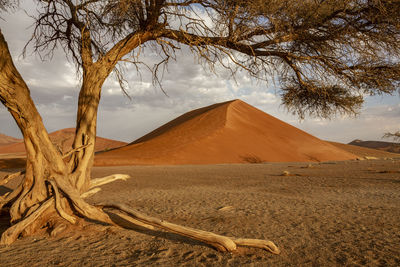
[
  {"left": 95, "top": 100, "right": 357, "bottom": 166},
  {"left": 0, "top": 128, "right": 126, "bottom": 155},
  {"left": 0, "top": 133, "right": 21, "bottom": 147},
  {"left": 348, "top": 139, "right": 400, "bottom": 154}
]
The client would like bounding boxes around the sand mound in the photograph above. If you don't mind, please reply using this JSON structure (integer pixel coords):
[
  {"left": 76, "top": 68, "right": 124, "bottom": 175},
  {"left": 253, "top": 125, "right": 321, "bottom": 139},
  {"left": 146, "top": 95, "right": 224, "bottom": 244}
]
[
  {"left": 95, "top": 100, "right": 357, "bottom": 166},
  {"left": 0, "top": 133, "right": 21, "bottom": 147},
  {"left": 0, "top": 128, "right": 126, "bottom": 155}
]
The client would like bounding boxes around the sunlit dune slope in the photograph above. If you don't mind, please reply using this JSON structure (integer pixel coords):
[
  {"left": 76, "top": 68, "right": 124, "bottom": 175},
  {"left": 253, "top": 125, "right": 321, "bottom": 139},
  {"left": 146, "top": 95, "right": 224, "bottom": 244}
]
[
  {"left": 95, "top": 100, "right": 357, "bottom": 166},
  {"left": 0, "top": 128, "right": 126, "bottom": 155},
  {"left": 0, "top": 133, "right": 21, "bottom": 147}
]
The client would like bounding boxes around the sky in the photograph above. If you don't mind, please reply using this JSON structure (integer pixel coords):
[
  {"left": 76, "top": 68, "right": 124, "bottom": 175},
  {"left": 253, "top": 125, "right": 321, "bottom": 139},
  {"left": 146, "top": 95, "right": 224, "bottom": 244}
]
[{"left": 0, "top": 5, "right": 399, "bottom": 143}]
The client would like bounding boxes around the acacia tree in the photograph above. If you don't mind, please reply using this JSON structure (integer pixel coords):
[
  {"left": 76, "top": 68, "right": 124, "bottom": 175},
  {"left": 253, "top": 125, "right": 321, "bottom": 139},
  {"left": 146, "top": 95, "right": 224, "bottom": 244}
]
[
  {"left": 384, "top": 131, "right": 400, "bottom": 141},
  {"left": 0, "top": 0, "right": 399, "bottom": 252}
]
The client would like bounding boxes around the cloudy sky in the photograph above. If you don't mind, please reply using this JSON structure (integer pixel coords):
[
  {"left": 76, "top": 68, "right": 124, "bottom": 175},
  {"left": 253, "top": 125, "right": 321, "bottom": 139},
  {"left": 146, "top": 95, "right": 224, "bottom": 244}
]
[{"left": 0, "top": 5, "right": 399, "bottom": 143}]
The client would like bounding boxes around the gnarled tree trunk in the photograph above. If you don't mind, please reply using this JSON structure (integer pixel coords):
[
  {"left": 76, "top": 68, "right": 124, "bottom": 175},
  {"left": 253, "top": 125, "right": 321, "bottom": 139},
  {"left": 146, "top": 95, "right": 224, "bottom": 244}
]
[
  {"left": 0, "top": 29, "right": 68, "bottom": 242},
  {"left": 0, "top": 30, "right": 279, "bottom": 254},
  {"left": 68, "top": 66, "right": 108, "bottom": 193}
]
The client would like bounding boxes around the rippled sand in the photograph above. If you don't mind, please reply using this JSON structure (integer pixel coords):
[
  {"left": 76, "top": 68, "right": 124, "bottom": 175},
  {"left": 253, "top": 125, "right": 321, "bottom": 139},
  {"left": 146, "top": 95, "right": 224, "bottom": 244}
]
[{"left": 1, "top": 159, "right": 400, "bottom": 266}]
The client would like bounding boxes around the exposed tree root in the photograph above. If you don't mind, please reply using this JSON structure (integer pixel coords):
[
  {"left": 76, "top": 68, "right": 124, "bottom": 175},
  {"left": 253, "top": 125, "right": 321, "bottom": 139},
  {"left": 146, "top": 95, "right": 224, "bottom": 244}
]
[
  {"left": 81, "top": 187, "right": 102, "bottom": 199},
  {"left": 99, "top": 202, "right": 280, "bottom": 254},
  {"left": 0, "top": 173, "right": 127, "bottom": 244},
  {"left": 109, "top": 210, "right": 155, "bottom": 231},
  {"left": 0, "top": 182, "right": 23, "bottom": 211},
  {"left": 0, "top": 198, "right": 53, "bottom": 245},
  {"left": 89, "top": 174, "right": 131, "bottom": 189},
  {"left": 78, "top": 174, "right": 131, "bottom": 199},
  {"left": 48, "top": 179, "right": 76, "bottom": 224},
  {"left": 0, "top": 171, "right": 25, "bottom": 186},
  {"left": 1, "top": 173, "right": 280, "bottom": 255},
  {"left": 50, "top": 223, "right": 67, "bottom": 237},
  {"left": 0, "top": 192, "right": 9, "bottom": 203},
  {"left": 231, "top": 238, "right": 280, "bottom": 254},
  {"left": 52, "top": 175, "right": 113, "bottom": 225}
]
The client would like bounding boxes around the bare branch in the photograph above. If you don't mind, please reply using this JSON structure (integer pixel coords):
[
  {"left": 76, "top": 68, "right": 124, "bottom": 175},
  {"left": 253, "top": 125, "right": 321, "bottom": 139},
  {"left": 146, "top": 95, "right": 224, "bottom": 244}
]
[
  {"left": 383, "top": 131, "right": 400, "bottom": 141},
  {"left": 62, "top": 143, "right": 93, "bottom": 159},
  {"left": 89, "top": 174, "right": 131, "bottom": 189}
]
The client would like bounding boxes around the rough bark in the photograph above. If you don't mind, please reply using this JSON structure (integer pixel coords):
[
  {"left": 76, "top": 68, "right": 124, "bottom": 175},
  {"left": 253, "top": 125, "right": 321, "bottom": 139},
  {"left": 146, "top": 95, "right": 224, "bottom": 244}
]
[
  {"left": 0, "top": 30, "right": 72, "bottom": 246},
  {"left": 0, "top": 29, "right": 66, "bottom": 228},
  {"left": 100, "top": 202, "right": 280, "bottom": 254},
  {"left": 68, "top": 30, "right": 154, "bottom": 194}
]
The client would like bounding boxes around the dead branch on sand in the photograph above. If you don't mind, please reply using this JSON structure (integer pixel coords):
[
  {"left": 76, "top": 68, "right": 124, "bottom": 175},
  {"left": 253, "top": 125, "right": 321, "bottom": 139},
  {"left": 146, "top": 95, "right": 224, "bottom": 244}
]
[{"left": 0, "top": 174, "right": 280, "bottom": 254}]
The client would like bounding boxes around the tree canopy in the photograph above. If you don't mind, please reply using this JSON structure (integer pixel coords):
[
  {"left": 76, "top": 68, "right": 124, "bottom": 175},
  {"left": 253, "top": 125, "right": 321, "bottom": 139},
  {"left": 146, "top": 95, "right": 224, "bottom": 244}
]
[
  {"left": 25, "top": 0, "right": 400, "bottom": 118},
  {"left": 384, "top": 131, "right": 400, "bottom": 141}
]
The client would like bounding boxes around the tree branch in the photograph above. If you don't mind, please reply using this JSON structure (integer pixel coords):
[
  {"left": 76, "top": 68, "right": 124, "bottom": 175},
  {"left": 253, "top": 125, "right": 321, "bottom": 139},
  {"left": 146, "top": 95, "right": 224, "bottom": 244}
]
[
  {"left": 100, "top": 202, "right": 280, "bottom": 254},
  {"left": 89, "top": 174, "right": 131, "bottom": 189},
  {"left": 48, "top": 179, "right": 77, "bottom": 224}
]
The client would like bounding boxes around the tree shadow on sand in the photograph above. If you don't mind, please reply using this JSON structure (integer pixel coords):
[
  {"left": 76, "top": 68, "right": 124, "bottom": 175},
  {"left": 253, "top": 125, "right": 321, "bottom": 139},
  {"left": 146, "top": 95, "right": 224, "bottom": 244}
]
[
  {"left": 0, "top": 186, "right": 13, "bottom": 236},
  {"left": 0, "top": 158, "right": 26, "bottom": 169}
]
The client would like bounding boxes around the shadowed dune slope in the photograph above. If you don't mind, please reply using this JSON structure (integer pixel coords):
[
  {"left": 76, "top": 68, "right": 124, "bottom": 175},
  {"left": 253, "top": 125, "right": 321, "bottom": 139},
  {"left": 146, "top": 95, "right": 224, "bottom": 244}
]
[
  {"left": 348, "top": 139, "right": 400, "bottom": 154},
  {"left": 0, "top": 128, "right": 126, "bottom": 155},
  {"left": 0, "top": 133, "right": 21, "bottom": 147},
  {"left": 95, "top": 100, "right": 357, "bottom": 166},
  {"left": 329, "top": 141, "right": 400, "bottom": 158}
]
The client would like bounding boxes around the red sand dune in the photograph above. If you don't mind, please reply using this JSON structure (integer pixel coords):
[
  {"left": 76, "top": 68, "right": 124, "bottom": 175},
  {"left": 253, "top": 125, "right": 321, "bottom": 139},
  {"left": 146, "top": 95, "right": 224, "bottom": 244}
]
[
  {"left": 0, "top": 133, "right": 21, "bottom": 147},
  {"left": 95, "top": 99, "right": 357, "bottom": 166},
  {"left": 0, "top": 128, "right": 126, "bottom": 155}
]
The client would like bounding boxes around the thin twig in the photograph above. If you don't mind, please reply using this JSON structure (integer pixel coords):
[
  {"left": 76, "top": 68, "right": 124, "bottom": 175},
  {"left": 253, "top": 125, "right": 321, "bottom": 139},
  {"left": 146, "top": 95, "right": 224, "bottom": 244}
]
[{"left": 62, "top": 143, "right": 92, "bottom": 159}]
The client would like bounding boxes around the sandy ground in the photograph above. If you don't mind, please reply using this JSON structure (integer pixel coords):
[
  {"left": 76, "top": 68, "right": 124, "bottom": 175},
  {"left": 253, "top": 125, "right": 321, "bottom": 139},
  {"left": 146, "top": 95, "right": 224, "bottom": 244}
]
[{"left": 1, "top": 159, "right": 400, "bottom": 266}]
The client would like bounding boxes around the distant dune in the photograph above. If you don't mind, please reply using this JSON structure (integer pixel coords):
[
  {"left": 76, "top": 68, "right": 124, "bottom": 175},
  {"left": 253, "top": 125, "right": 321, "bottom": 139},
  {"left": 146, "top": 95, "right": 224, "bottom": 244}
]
[
  {"left": 0, "top": 128, "right": 126, "bottom": 155},
  {"left": 0, "top": 133, "right": 21, "bottom": 147},
  {"left": 329, "top": 141, "right": 400, "bottom": 158},
  {"left": 348, "top": 139, "right": 400, "bottom": 154},
  {"left": 95, "top": 99, "right": 357, "bottom": 166}
]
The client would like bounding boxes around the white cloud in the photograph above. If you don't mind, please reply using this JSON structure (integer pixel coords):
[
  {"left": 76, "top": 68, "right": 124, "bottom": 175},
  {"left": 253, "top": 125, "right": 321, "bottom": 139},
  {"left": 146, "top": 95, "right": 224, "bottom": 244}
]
[{"left": 0, "top": 4, "right": 399, "bottom": 144}]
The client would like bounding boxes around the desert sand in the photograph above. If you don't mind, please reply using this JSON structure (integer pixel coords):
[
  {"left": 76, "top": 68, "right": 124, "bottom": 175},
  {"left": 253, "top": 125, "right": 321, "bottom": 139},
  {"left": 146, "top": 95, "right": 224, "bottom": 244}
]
[
  {"left": 95, "top": 100, "right": 357, "bottom": 166},
  {"left": 1, "top": 159, "right": 399, "bottom": 266}
]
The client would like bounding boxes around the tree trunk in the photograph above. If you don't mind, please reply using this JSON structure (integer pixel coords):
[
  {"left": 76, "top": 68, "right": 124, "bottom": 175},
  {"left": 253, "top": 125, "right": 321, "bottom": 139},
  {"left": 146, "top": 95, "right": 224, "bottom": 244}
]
[
  {"left": 0, "top": 27, "right": 116, "bottom": 242},
  {"left": 0, "top": 29, "right": 69, "bottom": 242},
  {"left": 68, "top": 67, "right": 105, "bottom": 193},
  {"left": 67, "top": 58, "right": 121, "bottom": 194},
  {"left": 67, "top": 29, "right": 155, "bottom": 193}
]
